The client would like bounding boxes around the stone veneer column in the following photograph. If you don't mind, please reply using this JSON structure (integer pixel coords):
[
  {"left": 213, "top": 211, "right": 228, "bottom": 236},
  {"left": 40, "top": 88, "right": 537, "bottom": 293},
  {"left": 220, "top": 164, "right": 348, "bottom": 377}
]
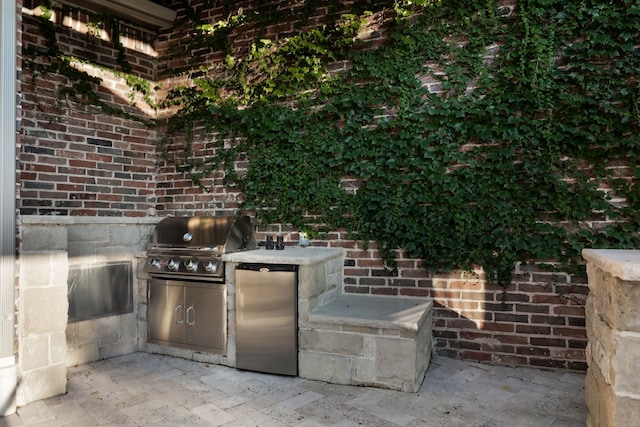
[
  {"left": 17, "top": 218, "right": 71, "bottom": 406},
  {"left": 582, "top": 249, "right": 640, "bottom": 427}
]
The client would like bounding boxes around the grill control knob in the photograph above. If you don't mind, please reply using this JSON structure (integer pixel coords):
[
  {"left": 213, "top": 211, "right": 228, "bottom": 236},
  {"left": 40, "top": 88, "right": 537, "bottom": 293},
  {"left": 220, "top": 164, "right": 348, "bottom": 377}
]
[
  {"left": 185, "top": 259, "right": 197, "bottom": 272},
  {"left": 167, "top": 259, "right": 179, "bottom": 271},
  {"left": 203, "top": 261, "right": 216, "bottom": 272},
  {"left": 150, "top": 258, "right": 161, "bottom": 269}
]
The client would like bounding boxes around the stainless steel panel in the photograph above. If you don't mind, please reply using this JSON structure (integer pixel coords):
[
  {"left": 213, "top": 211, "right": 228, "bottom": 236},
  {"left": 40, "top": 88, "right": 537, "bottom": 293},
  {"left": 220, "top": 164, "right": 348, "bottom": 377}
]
[
  {"left": 143, "top": 256, "right": 224, "bottom": 279},
  {"left": 148, "top": 280, "right": 185, "bottom": 344},
  {"left": 185, "top": 285, "right": 226, "bottom": 351},
  {"left": 68, "top": 261, "right": 133, "bottom": 322},
  {"left": 147, "top": 278, "right": 227, "bottom": 354},
  {"left": 148, "top": 216, "right": 256, "bottom": 253},
  {"left": 236, "top": 265, "right": 297, "bottom": 376}
]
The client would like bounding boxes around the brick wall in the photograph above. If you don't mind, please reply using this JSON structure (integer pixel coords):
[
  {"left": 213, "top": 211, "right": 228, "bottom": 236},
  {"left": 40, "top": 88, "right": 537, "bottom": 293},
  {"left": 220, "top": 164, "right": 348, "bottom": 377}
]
[
  {"left": 20, "top": 6, "right": 157, "bottom": 217},
  {"left": 147, "top": 0, "right": 588, "bottom": 372},
  {"left": 253, "top": 228, "right": 588, "bottom": 370},
  {"left": 18, "top": 0, "right": 589, "bottom": 371},
  {"left": 154, "top": 0, "right": 587, "bottom": 371}
]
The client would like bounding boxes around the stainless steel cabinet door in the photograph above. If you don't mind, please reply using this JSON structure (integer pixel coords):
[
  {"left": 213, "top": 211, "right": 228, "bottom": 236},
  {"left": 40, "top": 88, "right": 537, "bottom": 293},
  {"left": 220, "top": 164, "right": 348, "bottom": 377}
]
[
  {"left": 184, "top": 286, "right": 226, "bottom": 351},
  {"left": 236, "top": 268, "right": 297, "bottom": 375},
  {"left": 148, "top": 280, "right": 185, "bottom": 345}
]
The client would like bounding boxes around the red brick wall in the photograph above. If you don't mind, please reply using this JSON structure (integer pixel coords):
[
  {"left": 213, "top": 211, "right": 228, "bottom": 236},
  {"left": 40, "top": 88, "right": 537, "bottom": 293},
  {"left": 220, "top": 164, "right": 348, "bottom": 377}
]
[
  {"left": 19, "top": 8, "right": 157, "bottom": 217},
  {"left": 335, "top": 241, "right": 587, "bottom": 370},
  {"left": 18, "top": 0, "right": 588, "bottom": 371}
]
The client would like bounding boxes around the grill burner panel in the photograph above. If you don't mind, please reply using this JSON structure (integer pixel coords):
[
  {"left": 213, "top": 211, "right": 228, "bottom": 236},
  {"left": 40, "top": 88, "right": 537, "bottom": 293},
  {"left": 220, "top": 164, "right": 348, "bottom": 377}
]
[
  {"left": 144, "top": 216, "right": 256, "bottom": 282},
  {"left": 146, "top": 255, "right": 222, "bottom": 277}
]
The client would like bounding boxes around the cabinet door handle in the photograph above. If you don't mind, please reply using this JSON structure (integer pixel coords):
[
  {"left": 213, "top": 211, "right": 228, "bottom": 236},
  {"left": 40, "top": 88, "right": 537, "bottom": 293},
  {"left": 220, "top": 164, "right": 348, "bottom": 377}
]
[
  {"left": 174, "top": 304, "right": 184, "bottom": 325},
  {"left": 186, "top": 305, "right": 195, "bottom": 326}
]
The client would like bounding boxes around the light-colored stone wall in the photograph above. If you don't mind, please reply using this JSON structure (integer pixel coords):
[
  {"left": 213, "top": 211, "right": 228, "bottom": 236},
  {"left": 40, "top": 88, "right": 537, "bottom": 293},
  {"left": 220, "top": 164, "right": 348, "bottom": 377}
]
[
  {"left": 301, "top": 295, "right": 433, "bottom": 392},
  {"left": 583, "top": 249, "right": 640, "bottom": 427},
  {"left": 226, "top": 247, "right": 435, "bottom": 392},
  {"left": 16, "top": 216, "right": 157, "bottom": 407},
  {"left": 140, "top": 247, "right": 345, "bottom": 368},
  {"left": 64, "top": 217, "right": 157, "bottom": 367},
  {"left": 17, "top": 218, "right": 70, "bottom": 406}
]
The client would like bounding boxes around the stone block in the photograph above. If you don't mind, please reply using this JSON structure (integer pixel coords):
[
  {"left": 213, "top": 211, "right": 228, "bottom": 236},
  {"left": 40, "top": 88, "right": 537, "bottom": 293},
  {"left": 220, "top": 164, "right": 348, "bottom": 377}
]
[
  {"left": 19, "top": 252, "right": 68, "bottom": 289},
  {"left": 19, "top": 253, "right": 53, "bottom": 288},
  {"left": 67, "top": 242, "right": 97, "bottom": 260},
  {"left": 317, "top": 286, "right": 339, "bottom": 307},
  {"left": 119, "top": 313, "right": 139, "bottom": 343},
  {"left": 375, "top": 337, "right": 417, "bottom": 390},
  {"left": 191, "top": 351, "right": 228, "bottom": 366},
  {"left": 50, "top": 331, "right": 67, "bottom": 366},
  {"left": 20, "top": 335, "right": 50, "bottom": 371},
  {"left": 227, "top": 312, "right": 236, "bottom": 340},
  {"left": 585, "top": 312, "right": 614, "bottom": 385},
  {"left": 95, "top": 316, "right": 122, "bottom": 346},
  {"left": 135, "top": 260, "right": 148, "bottom": 280},
  {"left": 66, "top": 320, "right": 98, "bottom": 346},
  {"left": 16, "top": 364, "right": 66, "bottom": 407},
  {"left": 67, "top": 224, "right": 108, "bottom": 243},
  {"left": 299, "top": 351, "right": 353, "bottom": 385},
  {"left": 587, "top": 266, "right": 640, "bottom": 333},
  {"left": 66, "top": 342, "right": 99, "bottom": 367},
  {"left": 612, "top": 331, "right": 640, "bottom": 395},
  {"left": 51, "top": 252, "right": 69, "bottom": 286},
  {"left": 298, "top": 300, "right": 313, "bottom": 328},
  {"left": 325, "top": 256, "right": 344, "bottom": 277},
  {"left": 584, "top": 250, "right": 640, "bottom": 427},
  {"left": 585, "top": 366, "right": 608, "bottom": 427},
  {"left": 136, "top": 319, "right": 148, "bottom": 345},
  {"left": 299, "top": 330, "right": 363, "bottom": 356},
  {"left": 342, "top": 324, "right": 383, "bottom": 335},
  {"left": 95, "top": 246, "right": 134, "bottom": 259},
  {"left": 109, "top": 225, "right": 144, "bottom": 246},
  {"left": 611, "top": 395, "right": 640, "bottom": 427},
  {"left": 299, "top": 264, "right": 332, "bottom": 302},
  {"left": 586, "top": 365, "right": 640, "bottom": 427},
  {"left": 353, "top": 357, "right": 375, "bottom": 384},
  {"left": 99, "top": 339, "right": 137, "bottom": 360},
  {"left": 21, "top": 226, "right": 67, "bottom": 251},
  {"left": 608, "top": 278, "right": 640, "bottom": 333},
  {"left": 363, "top": 335, "right": 375, "bottom": 358},
  {"left": 22, "top": 286, "right": 68, "bottom": 334}
]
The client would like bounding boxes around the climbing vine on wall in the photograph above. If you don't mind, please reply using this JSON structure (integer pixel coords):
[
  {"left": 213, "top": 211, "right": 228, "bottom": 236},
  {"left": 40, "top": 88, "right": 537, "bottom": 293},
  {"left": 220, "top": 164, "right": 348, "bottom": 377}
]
[
  {"left": 163, "top": 0, "right": 640, "bottom": 286},
  {"left": 25, "top": 2, "right": 156, "bottom": 122},
  {"left": 27, "top": 0, "right": 640, "bottom": 286}
]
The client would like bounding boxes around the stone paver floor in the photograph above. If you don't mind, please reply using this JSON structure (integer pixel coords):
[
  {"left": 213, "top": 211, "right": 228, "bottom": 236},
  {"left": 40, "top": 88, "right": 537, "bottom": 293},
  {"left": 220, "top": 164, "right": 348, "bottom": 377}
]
[{"left": 1, "top": 353, "right": 587, "bottom": 426}]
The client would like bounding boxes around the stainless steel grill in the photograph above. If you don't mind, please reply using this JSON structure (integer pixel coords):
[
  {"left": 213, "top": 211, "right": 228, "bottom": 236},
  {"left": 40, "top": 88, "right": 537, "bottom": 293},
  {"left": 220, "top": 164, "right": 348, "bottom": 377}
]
[{"left": 143, "top": 215, "right": 257, "bottom": 282}]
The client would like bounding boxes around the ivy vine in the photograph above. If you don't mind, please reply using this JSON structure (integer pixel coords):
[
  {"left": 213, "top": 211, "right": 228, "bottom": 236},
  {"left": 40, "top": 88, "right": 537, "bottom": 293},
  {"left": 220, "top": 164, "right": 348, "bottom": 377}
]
[
  {"left": 164, "top": 0, "right": 640, "bottom": 287},
  {"left": 25, "top": 2, "right": 156, "bottom": 122},
  {"left": 25, "top": 0, "right": 640, "bottom": 287}
]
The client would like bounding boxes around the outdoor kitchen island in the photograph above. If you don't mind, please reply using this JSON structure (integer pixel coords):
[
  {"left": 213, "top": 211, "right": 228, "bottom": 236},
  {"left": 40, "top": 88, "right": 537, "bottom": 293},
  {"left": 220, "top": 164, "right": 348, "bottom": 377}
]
[
  {"left": 225, "top": 247, "right": 433, "bottom": 393},
  {"left": 142, "top": 245, "right": 433, "bottom": 392}
]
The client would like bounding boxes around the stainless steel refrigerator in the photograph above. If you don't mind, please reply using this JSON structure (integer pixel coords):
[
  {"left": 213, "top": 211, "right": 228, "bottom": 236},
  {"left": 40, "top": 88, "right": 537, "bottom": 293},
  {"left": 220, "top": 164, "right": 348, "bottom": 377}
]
[{"left": 235, "top": 263, "right": 298, "bottom": 376}]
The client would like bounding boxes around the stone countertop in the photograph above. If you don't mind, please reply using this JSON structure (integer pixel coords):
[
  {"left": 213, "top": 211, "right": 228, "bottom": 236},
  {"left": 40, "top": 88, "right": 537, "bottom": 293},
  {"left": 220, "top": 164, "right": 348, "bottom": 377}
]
[
  {"left": 309, "top": 294, "right": 432, "bottom": 331},
  {"left": 223, "top": 246, "right": 344, "bottom": 265},
  {"left": 19, "top": 215, "right": 161, "bottom": 225},
  {"left": 582, "top": 249, "right": 640, "bottom": 281}
]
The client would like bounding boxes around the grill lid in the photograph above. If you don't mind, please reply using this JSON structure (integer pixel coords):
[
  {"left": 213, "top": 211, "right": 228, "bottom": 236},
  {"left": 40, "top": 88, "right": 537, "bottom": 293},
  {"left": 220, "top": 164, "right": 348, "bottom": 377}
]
[{"left": 147, "top": 215, "right": 256, "bottom": 254}]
